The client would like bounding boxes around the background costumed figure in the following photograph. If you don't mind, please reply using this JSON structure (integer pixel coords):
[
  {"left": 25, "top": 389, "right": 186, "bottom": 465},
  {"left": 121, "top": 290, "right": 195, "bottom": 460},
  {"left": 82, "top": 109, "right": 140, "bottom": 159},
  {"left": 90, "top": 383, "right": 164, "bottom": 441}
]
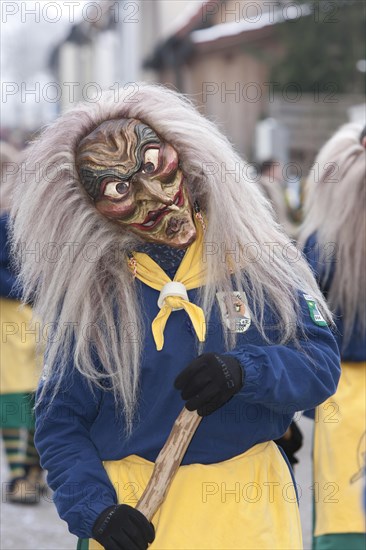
[
  {"left": 299, "top": 123, "right": 366, "bottom": 550},
  {"left": 10, "top": 84, "right": 340, "bottom": 549},
  {"left": 0, "top": 142, "right": 42, "bottom": 504}
]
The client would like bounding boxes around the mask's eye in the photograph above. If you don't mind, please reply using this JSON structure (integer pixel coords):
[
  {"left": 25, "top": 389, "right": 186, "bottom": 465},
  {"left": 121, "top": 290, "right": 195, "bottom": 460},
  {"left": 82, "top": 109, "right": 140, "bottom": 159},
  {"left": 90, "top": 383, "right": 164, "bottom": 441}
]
[
  {"left": 142, "top": 148, "right": 159, "bottom": 174},
  {"left": 103, "top": 180, "right": 130, "bottom": 199}
]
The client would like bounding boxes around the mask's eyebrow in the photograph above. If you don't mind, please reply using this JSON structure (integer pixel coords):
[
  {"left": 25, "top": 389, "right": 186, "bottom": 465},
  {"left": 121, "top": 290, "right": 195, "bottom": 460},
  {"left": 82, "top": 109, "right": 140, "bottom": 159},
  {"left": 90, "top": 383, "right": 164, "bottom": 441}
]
[
  {"left": 135, "top": 123, "right": 160, "bottom": 146},
  {"left": 78, "top": 167, "right": 135, "bottom": 200},
  {"left": 134, "top": 124, "right": 161, "bottom": 163}
]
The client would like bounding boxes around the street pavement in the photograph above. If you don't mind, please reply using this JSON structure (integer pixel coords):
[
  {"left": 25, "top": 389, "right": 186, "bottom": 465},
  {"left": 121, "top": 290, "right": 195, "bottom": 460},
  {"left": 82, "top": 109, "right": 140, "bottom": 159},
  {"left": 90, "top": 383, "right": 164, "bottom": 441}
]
[{"left": 1, "top": 415, "right": 314, "bottom": 550}]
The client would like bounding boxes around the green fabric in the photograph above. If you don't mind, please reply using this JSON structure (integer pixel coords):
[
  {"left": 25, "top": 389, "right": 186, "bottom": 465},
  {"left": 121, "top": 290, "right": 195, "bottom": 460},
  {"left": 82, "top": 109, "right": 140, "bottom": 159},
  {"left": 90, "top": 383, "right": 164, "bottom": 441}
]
[
  {"left": 314, "top": 533, "right": 366, "bottom": 550},
  {"left": 0, "top": 393, "right": 35, "bottom": 429},
  {"left": 77, "top": 539, "right": 89, "bottom": 550},
  {"left": 312, "top": 487, "right": 365, "bottom": 550}
]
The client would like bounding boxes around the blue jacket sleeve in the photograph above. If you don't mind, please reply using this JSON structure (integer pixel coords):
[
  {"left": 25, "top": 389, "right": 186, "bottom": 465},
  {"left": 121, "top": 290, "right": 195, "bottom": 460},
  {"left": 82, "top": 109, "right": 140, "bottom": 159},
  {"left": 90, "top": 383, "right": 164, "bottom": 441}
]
[
  {"left": 228, "top": 293, "right": 341, "bottom": 415},
  {"left": 35, "top": 366, "right": 117, "bottom": 538}
]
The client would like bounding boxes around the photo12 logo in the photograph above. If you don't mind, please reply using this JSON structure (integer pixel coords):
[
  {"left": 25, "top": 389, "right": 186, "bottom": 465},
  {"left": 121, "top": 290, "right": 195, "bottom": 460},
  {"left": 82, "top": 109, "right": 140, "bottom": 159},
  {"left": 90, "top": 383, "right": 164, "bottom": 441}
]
[{"left": 1, "top": 1, "right": 139, "bottom": 25}]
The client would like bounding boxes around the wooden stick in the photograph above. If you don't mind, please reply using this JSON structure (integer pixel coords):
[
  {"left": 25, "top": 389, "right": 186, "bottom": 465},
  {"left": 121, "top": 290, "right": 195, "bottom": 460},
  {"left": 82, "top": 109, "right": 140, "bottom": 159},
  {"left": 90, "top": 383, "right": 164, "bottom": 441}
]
[{"left": 136, "top": 407, "right": 202, "bottom": 521}]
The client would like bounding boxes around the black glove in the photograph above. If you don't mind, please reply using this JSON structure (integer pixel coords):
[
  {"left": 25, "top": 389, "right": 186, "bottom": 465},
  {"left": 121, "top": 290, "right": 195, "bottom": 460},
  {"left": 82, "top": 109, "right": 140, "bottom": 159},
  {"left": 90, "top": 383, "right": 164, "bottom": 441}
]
[
  {"left": 174, "top": 353, "right": 244, "bottom": 416},
  {"left": 274, "top": 421, "right": 303, "bottom": 466},
  {"left": 92, "top": 504, "right": 155, "bottom": 550}
]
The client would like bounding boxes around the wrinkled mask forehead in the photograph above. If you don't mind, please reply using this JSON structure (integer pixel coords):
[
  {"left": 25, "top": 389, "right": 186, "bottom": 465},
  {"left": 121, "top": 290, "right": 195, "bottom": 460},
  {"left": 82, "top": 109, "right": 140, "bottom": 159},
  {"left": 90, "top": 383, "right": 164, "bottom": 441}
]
[{"left": 76, "top": 118, "right": 160, "bottom": 199}]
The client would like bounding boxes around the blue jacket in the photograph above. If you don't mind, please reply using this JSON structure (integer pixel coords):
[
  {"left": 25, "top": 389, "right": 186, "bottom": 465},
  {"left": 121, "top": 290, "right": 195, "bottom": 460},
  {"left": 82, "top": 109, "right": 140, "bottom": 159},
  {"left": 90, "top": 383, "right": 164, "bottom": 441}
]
[
  {"left": 0, "top": 213, "right": 21, "bottom": 300},
  {"left": 35, "top": 280, "right": 340, "bottom": 538},
  {"left": 303, "top": 233, "right": 366, "bottom": 361}
]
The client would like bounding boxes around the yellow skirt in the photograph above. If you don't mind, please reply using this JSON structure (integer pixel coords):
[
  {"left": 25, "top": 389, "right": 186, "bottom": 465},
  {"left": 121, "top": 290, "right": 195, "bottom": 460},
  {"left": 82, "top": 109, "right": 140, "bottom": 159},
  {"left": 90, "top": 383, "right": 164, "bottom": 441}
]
[
  {"left": 313, "top": 361, "right": 366, "bottom": 537},
  {"left": 0, "top": 298, "right": 40, "bottom": 394},
  {"left": 89, "top": 441, "right": 303, "bottom": 550}
]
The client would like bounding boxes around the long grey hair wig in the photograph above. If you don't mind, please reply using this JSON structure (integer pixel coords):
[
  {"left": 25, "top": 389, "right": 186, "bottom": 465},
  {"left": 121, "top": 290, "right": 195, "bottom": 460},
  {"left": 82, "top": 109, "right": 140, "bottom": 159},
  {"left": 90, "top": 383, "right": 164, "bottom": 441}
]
[
  {"left": 10, "top": 84, "right": 332, "bottom": 429},
  {"left": 298, "top": 122, "right": 366, "bottom": 346}
]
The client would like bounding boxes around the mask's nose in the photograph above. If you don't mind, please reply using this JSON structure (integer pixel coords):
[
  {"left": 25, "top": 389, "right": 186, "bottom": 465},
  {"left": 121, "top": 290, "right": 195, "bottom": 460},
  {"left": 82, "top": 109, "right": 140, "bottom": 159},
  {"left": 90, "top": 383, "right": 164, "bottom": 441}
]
[{"left": 134, "top": 174, "right": 173, "bottom": 206}]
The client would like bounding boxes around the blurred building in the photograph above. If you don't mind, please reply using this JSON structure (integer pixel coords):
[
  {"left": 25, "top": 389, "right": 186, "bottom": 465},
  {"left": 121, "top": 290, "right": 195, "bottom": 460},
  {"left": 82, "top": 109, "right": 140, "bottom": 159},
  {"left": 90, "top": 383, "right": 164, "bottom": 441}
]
[
  {"left": 50, "top": 0, "right": 279, "bottom": 157},
  {"left": 146, "top": 0, "right": 285, "bottom": 161},
  {"left": 48, "top": 0, "right": 364, "bottom": 175},
  {"left": 49, "top": 0, "right": 123, "bottom": 111},
  {"left": 49, "top": 0, "right": 197, "bottom": 111},
  {"left": 145, "top": 0, "right": 364, "bottom": 169}
]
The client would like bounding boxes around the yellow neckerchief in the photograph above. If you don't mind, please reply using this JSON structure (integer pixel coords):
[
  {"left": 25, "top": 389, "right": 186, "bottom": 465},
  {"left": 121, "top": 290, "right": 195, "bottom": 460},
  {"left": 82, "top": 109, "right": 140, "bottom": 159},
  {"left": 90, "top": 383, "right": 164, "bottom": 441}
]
[{"left": 128, "top": 222, "right": 206, "bottom": 351}]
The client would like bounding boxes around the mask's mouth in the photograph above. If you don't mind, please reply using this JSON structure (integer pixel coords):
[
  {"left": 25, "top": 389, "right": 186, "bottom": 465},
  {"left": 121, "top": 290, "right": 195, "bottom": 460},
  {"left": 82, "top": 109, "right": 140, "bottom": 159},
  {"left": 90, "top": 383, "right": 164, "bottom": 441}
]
[{"left": 131, "top": 183, "right": 184, "bottom": 231}]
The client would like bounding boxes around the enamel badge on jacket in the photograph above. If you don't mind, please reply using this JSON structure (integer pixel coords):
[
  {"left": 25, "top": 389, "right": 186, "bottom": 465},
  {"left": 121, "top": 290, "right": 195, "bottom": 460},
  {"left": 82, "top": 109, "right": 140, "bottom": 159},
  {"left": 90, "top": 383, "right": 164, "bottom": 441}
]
[{"left": 216, "top": 291, "right": 251, "bottom": 333}]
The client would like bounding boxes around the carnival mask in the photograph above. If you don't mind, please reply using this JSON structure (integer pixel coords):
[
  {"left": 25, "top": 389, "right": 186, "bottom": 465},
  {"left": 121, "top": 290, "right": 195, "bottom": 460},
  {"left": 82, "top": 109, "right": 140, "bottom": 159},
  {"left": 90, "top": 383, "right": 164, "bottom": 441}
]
[{"left": 76, "top": 118, "right": 196, "bottom": 248}]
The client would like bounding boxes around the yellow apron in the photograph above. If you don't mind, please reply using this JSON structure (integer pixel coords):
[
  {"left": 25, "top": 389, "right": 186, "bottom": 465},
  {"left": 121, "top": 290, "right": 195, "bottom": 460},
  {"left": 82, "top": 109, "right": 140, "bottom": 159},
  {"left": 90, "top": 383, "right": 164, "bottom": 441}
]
[
  {"left": 313, "top": 362, "right": 366, "bottom": 537},
  {"left": 0, "top": 298, "right": 40, "bottom": 394},
  {"left": 90, "top": 441, "right": 303, "bottom": 550}
]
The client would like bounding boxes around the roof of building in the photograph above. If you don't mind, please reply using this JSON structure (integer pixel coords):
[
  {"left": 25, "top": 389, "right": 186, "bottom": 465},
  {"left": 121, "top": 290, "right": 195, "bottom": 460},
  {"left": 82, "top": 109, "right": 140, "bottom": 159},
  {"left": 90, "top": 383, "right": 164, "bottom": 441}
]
[
  {"left": 145, "top": 2, "right": 310, "bottom": 68},
  {"left": 191, "top": 4, "right": 310, "bottom": 45}
]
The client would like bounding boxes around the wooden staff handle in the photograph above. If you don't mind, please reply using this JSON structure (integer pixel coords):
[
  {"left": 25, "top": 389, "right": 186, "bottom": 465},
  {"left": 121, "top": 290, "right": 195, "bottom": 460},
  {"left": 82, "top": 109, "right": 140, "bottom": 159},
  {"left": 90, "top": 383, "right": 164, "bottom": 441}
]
[{"left": 136, "top": 407, "right": 202, "bottom": 522}]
